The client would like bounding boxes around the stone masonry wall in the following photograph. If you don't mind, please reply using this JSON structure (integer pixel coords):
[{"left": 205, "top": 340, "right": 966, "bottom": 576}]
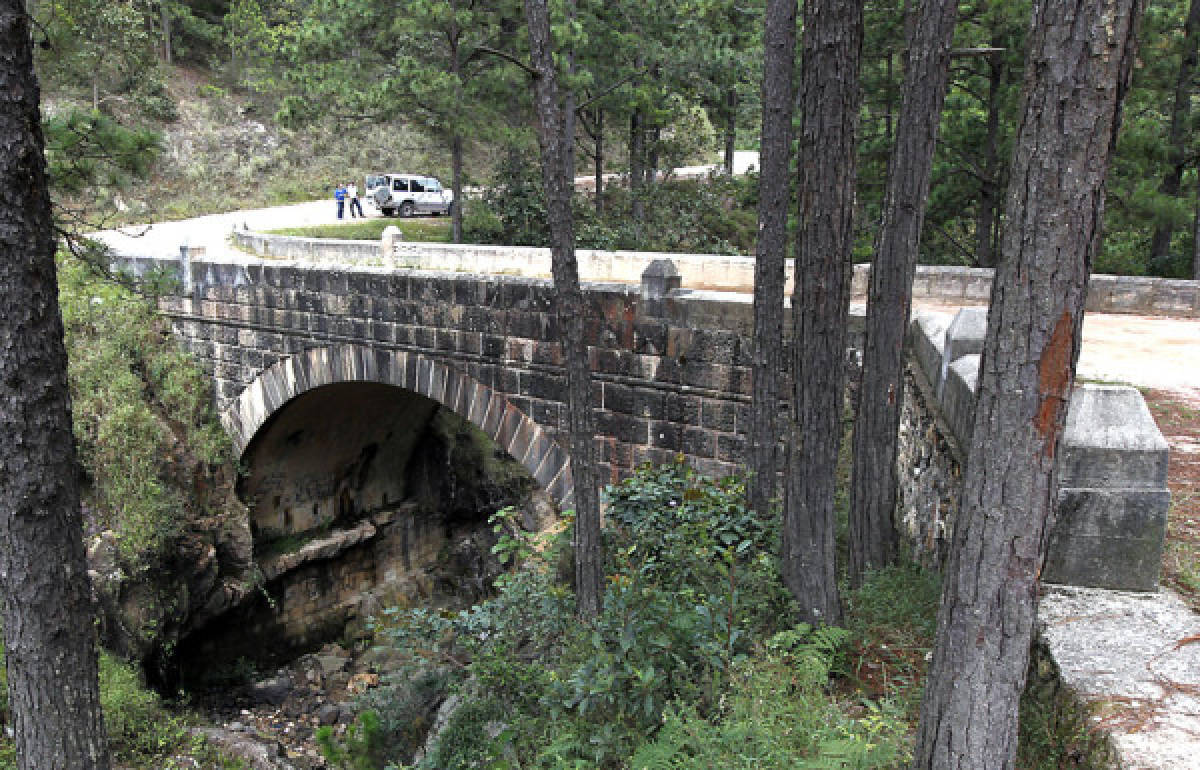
[
  {"left": 897, "top": 308, "right": 1172, "bottom": 591},
  {"left": 112, "top": 253, "right": 804, "bottom": 493}
]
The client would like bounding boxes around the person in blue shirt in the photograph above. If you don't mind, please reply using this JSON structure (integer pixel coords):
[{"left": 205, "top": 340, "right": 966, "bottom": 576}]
[{"left": 334, "top": 183, "right": 347, "bottom": 219}]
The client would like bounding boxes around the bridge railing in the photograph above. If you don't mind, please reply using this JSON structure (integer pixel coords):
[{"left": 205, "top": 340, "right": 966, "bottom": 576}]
[
  {"left": 898, "top": 306, "right": 1171, "bottom": 592},
  {"left": 229, "top": 228, "right": 1200, "bottom": 317}
]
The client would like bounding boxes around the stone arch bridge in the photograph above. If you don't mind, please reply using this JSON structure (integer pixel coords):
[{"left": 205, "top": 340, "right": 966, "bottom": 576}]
[{"left": 117, "top": 250, "right": 776, "bottom": 513}]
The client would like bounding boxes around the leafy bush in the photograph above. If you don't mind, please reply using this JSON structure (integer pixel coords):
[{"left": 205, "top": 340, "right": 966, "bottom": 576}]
[
  {"left": 629, "top": 629, "right": 910, "bottom": 769},
  {"left": 316, "top": 710, "right": 388, "bottom": 770},
  {"left": 463, "top": 147, "right": 760, "bottom": 255},
  {"left": 99, "top": 653, "right": 192, "bottom": 761},
  {"left": 59, "top": 254, "right": 231, "bottom": 561},
  {"left": 362, "top": 461, "right": 893, "bottom": 768}
]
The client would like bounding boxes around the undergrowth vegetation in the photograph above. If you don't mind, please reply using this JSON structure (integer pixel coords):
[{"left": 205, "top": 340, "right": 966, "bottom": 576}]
[
  {"left": 267, "top": 218, "right": 452, "bottom": 242},
  {"left": 59, "top": 252, "right": 232, "bottom": 561},
  {"left": 0, "top": 638, "right": 244, "bottom": 769},
  {"left": 462, "top": 149, "right": 759, "bottom": 255},
  {"left": 321, "top": 461, "right": 917, "bottom": 769}
]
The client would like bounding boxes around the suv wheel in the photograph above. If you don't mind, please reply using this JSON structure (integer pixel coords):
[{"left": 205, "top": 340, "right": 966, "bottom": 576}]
[{"left": 399, "top": 201, "right": 415, "bottom": 218}]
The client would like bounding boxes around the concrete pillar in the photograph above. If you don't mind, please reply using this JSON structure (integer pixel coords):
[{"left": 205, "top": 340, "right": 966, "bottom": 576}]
[
  {"left": 380, "top": 225, "right": 403, "bottom": 259},
  {"left": 1043, "top": 385, "right": 1171, "bottom": 591},
  {"left": 640, "top": 258, "right": 680, "bottom": 316}
]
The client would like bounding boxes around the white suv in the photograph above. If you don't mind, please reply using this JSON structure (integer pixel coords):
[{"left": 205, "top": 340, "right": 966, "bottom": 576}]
[{"left": 365, "top": 173, "right": 454, "bottom": 217}]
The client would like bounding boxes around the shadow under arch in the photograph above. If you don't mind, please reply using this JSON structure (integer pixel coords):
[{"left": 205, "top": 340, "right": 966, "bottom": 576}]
[{"left": 221, "top": 344, "right": 574, "bottom": 508}]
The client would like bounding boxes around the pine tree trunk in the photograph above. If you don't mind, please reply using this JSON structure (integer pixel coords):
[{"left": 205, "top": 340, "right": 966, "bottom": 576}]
[
  {"left": 630, "top": 108, "right": 644, "bottom": 222},
  {"left": 0, "top": 3, "right": 112, "bottom": 767},
  {"left": 975, "top": 54, "right": 1003, "bottom": 268},
  {"left": 451, "top": 133, "right": 464, "bottom": 243},
  {"left": 748, "top": 0, "right": 796, "bottom": 519},
  {"left": 523, "top": 0, "right": 603, "bottom": 619},
  {"left": 1194, "top": 187, "right": 1200, "bottom": 279},
  {"left": 160, "top": 1, "right": 171, "bottom": 65},
  {"left": 724, "top": 87, "right": 737, "bottom": 174},
  {"left": 848, "top": 0, "right": 958, "bottom": 587},
  {"left": 782, "top": 0, "right": 864, "bottom": 626},
  {"left": 1149, "top": 0, "right": 1200, "bottom": 266},
  {"left": 912, "top": 0, "right": 1142, "bottom": 765},
  {"left": 595, "top": 108, "right": 605, "bottom": 215}
]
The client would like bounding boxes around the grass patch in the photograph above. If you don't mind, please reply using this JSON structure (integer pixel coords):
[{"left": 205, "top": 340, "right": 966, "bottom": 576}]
[{"left": 267, "top": 217, "right": 452, "bottom": 242}]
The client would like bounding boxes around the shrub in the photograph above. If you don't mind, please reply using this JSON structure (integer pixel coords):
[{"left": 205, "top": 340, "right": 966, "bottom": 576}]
[{"left": 59, "top": 254, "right": 231, "bottom": 561}]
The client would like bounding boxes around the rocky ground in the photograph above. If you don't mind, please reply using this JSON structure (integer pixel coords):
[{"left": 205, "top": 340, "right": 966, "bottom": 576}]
[{"left": 192, "top": 641, "right": 405, "bottom": 769}]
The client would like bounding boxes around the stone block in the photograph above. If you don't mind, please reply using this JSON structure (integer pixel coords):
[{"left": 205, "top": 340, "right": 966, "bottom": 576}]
[
  {"left": 941, "top": 354, "right": 979, "bottom": 448},
  {"left": 715, "top": 433, "right": 745, "bottom": 464},
  {"left": 909, "top": 311, "right": 950, "bottom": 389},
  {"left": 682, "top": 427, "right": 716, "bottom": 458},
  {"left": 1042, "top": 487, "right": 1170, "bottom": 591},
  {"left": 1058, "top": 385, "right": 1169, "bottom": 488},
  {"left": 938, "top": 306, "right": 987, "bottom": 397},
  {"left": 648, "top": 420, "right": 684, "bottom": 450}
]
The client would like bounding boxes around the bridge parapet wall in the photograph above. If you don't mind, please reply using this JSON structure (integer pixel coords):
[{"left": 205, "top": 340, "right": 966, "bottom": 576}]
[
  {"left": 112, "top": 252, "right": 810, "bottom": 493},
  {"left": 897, "top": 308, "right": 1171, "bottom": 592},
  {"left": 230, "top": 230, "right": 1200, "bottom": 316}
]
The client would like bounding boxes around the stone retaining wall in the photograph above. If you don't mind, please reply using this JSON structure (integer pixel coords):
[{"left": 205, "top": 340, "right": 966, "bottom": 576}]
[
  {"left": 898, "top": 307, "right": 1172, "bottom": 591},
  {"left": 231, "top": 230, "right": 1200, "bottom": 317}
]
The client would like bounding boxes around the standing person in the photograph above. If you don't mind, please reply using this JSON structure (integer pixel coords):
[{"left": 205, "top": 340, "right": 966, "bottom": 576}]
[
  {"left": 347, "top": 181, "right": 364, "bottom": 218},
  {"left": 334, "top": 183, "right": 346, "bottom": 219}
]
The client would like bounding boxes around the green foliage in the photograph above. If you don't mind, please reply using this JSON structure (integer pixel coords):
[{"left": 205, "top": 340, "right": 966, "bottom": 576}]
[
  {"left": 1016, "top": 650, "right": 1117, "bottom": 770},
  {"left": 266, "top": 218, "right": 452, "bottom": 242},
  {"left": 425, "top": 698, "right": 513, "bottom": 770},
  {"left": 358, "top": 461, "right": 922, "bottom": 768},
  {"left": 0, "top": 634, "right": 237, "bottom": 769},
  {"left": 844, "top": 565, "right": 942, "bottom": 716},
  {"left": 353, "top": 669, "right": 452, "bottom": 764},
  {"left": 59, "top": 254, "right": 231, "bottom": 562},
  {"left": 316, "top": 710, "right": 388, "bottom": 770},
  {"left": 463, "top": 148, "right": 552, "bottom": 248},
  {"left": 629, "top": 634, "right": 910, "bottom": 769},
  {"left": 42, "top": 109, "right": 162, "bottom": 208},
  {"left": 464, "top": 147, "right": 759, "bottom": 254},
  {"left": 99, "top": 652, "right": 191, "bottom": 761}
]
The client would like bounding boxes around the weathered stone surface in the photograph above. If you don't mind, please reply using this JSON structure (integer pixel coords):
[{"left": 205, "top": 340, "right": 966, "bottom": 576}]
[
  {"left": 937, "top": 306, "right": 987, "bottom": 397},
  {"left": 1059, "top": 385, "right": 1170, "bottom": 488},
  {"left": 190, "top": 727, "right": 295, "bottom": 770},
  {"left": 909, "top": 310, "right": 950, "bottom": 388},
  {"left": 941, "top": 354, "right": 979, "bottom": 447},
  {"left": 1039, "top": 587, "right": 1200, "bottom": 769},
  {"left": 1043, "top": 488, "right": 1170, "bottom": 590}
]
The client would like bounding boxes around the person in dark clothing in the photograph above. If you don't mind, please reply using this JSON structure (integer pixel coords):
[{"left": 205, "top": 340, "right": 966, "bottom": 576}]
[{"left": 347, "top": 182, "right": 364, "bottom": 218}]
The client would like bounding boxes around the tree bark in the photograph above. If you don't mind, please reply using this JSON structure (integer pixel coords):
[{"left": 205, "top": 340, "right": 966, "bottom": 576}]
[
  {"left": 848, "top": 0, "right": 958, "bottom": 587},
  {"left": 912, "top": 0, "right": 1142, "bottom": 765},
  {"left": 782, "top": 0, "right": 864, "bottom": 627},
  {"left": 723, "top": 86, "right": 737, "bottom": 174},
  {"left": 1148, "top": 0, "right": 1200, "bottom": 266},
  {"left": 523, "top": 0, "right": 603, "bottom": 619},
  {"left": 974, "top": 52, "right": 1003, "bottom": 268},
  {"left": 630, "top": 108, "right": 645, "bottom": 222},
  {"left": 160, "top": 1, "right": 172, "bottom": 65},
  {"left": 595, "top": 108, "right": 605, "bottom": 215},
  {"left": 1194, "top": 183, "right": 1200, "bottom": 279},
  {"left": 0, "top": 2, "right": 112, "bottom": 768},
  {"left": 748, "top": 0, "right": 796, "bottom": 520},
  {"left": 451, "top": 132, "right": 464, "bottom": 243}
]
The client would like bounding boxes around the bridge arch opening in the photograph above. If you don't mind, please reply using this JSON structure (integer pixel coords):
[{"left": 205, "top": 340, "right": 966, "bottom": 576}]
[{"left": 174, "top": 346, "right": 571, "bottom": 676}]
